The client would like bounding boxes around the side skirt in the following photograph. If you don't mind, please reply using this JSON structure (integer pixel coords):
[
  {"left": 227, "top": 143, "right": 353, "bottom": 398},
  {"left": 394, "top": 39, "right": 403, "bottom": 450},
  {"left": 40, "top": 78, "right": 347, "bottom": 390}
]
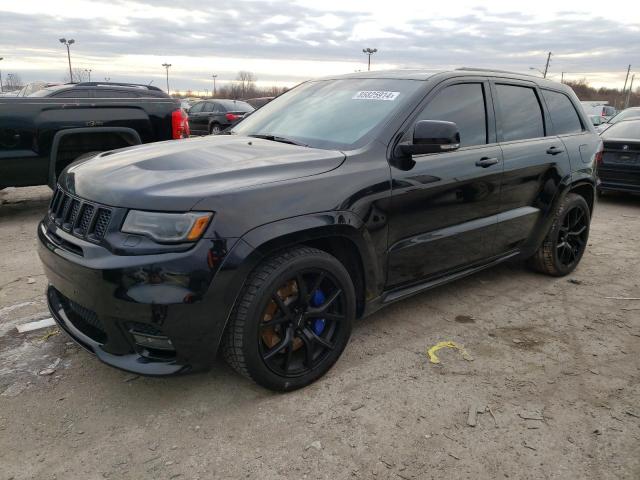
[{"left": 362, "top": 249, "right": 521, "bottom": 317}]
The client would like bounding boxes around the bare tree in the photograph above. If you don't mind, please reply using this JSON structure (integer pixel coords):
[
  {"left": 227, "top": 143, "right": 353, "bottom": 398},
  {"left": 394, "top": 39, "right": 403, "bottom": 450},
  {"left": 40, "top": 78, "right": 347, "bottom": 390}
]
[
  {"left": 4, "top": 73, "right": 23, "bottom": 91},
  {"left": 230, "top": 71, "right": 257, "bottom": 99},
  {"left": 63, "top": 68, "right": 90, "bottom": 83}
]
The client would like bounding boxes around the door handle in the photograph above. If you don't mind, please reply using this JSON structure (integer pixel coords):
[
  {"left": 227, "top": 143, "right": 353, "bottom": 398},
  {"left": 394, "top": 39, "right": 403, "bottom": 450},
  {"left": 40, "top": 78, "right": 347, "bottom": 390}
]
[
  {"left": 546, "top": 146, "right": 565, "bottom": 155},
  {"left": 475, "top": 157, "right": 499, "bottom": 168}
]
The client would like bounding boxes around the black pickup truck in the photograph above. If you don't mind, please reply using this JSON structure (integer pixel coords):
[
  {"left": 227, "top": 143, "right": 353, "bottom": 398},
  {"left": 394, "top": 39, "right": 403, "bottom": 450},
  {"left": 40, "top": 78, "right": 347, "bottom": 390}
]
[{"left": 0, "top": 82, "right": 189, "bottom": 189}]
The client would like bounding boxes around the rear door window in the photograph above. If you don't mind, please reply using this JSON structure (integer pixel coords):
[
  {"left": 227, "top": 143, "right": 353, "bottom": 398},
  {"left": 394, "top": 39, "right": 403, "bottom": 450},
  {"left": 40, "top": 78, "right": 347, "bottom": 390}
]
[
  {"left": 52, "top": 89, "right": 91, "bottom": 98},
  {"left": 412, "top": 83, "right": 488, "bottom": 147},
  {"left": 93, "top": 89, "right": 139, "bottom": 98},
  {"left": 542, "top": 90, "right": 583, "bottom": 135},
  {"left": 202, "top": 103, "right": 215, "bottom": 112},
  {"left": 495, "top": 84, "right": 544, "bottom": 141},
  {"left": 189, "top": 102, "right": 204, "bottom": 113}
]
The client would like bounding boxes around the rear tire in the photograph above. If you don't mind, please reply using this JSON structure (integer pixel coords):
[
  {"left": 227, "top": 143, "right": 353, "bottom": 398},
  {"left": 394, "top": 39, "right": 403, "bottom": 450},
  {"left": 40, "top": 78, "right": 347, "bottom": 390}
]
[
  {"left": 527, "top": 193, "right": 590, "bottom": 276},
  {"left": 209, "top": 123, "right": 221, "bottom": 135},
  {"left": 222, "top": 246, "right": 355, "bottom": 391}
]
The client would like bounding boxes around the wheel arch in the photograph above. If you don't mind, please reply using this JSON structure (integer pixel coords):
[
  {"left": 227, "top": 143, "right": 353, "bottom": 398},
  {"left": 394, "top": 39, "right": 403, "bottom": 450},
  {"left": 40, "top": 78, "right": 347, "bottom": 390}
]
[
  {"left": 568, "top": 180, "right": 596, "bottom": 214},
  {"left": 241, "top": 212, "right": 384, "bottom": 318},
  {"left": 48, "top": 127, "right": 141, "bottom": 188}
]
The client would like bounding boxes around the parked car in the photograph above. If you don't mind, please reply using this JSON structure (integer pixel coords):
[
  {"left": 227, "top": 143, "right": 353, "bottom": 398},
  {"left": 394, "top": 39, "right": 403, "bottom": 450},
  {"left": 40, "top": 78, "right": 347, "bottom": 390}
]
[
  {"left": 589, "top": 114, "right": 606, "bottom": 127},
  {"left": 0, "top": 82, "right": 188, "bottom": 189},
  {"left": 598, "top": 107, "right": 640, "bottom": 133},
  {"left": 38, "top": 69, "right": 600, "bottom": 391},
  {"left": 581, "top": 101, "right": 616, "bottom": 121},
  {"left": 246, "top": 97, "right": 275, "bottom": 109},
  {"left": 187, "top": 99, "right": 254, "bottom": 135},
  {"left": 597, "top": 119, "right": 640, "bottom": 194}
]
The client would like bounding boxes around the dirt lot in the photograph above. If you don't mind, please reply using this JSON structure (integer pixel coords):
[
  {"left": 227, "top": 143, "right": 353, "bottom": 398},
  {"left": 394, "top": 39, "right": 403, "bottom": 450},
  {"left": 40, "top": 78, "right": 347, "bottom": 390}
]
[{"left": 0, "top": 186, "right": 639, "bottom": 480}]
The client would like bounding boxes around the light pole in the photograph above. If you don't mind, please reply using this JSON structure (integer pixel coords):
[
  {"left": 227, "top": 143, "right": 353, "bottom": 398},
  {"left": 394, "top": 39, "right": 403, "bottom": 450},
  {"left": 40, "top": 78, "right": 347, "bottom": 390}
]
[
  {"left": 212, "top": 74, "right": 217, "bottom": 97},
  {"left": 59, "top": 38, "right": 75, "bottom": 82},
  {"left": 162, "top": 63, "right": 172, "bottom": 95},
  {"left": 84, "top": 68, "right": 92, "bottom": 82},
  {"left": 362, "top": 48, "right": 378, "bottom": 71},
  {"left": 0, "top": 57, "right": 3, "bottom": 93},
  {"left": 543, "top": 51, "right": 552, "bottom": 78}
]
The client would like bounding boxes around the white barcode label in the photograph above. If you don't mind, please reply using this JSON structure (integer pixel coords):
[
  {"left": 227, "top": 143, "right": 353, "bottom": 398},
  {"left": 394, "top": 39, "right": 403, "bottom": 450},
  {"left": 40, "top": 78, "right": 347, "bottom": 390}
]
[{"left": 352, "top": 91, "right": 400, "bottom": 101}]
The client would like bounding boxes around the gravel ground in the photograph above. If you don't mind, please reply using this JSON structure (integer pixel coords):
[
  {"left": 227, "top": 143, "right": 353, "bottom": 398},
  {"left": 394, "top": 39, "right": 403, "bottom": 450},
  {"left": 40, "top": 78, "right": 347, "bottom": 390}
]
[{"left": 0, "top": 186, "right": 639, "bottom": 480}]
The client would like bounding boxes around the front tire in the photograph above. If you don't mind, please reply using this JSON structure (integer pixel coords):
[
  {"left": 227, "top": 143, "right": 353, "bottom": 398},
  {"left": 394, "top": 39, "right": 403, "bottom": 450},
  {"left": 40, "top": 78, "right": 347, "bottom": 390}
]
[
  {"left": 528, "top": 193, "right": 590, "bottom": 276},
  {"left": 222, "top": 246, "right": 355, "bottom": 391}
]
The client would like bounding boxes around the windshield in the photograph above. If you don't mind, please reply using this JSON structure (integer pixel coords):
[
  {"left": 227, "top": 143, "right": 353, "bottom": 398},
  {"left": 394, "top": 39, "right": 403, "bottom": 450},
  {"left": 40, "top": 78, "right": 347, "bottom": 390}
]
[
  {"left": 609, "top": 109, "right": 640, "bottom": 124},
  {"left": 231, "top": 79, "right": 424, "bottom": 149},
  {"left": 601, "top": 120, "right": 640, "bottom": 139}
]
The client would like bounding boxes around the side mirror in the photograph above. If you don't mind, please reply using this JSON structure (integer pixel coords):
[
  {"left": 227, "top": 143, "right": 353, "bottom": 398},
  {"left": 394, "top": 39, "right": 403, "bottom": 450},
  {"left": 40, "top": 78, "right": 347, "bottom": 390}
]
[{"left": 399, "top": 120, "right": 460, "bottom": 156}]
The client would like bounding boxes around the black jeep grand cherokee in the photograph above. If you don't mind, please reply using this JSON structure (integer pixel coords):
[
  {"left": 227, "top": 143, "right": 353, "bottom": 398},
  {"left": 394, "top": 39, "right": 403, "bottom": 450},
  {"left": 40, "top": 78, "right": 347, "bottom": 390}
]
[{"left": 39, "top": 69, "right": 601, "bottom": 391}]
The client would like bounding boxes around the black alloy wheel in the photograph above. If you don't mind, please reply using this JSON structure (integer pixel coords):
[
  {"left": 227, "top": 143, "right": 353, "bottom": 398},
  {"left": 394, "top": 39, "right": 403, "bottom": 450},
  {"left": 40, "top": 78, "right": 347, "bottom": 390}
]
[
  {"left": 528, "top": 193, "right": 591, "bottom": 276},
  {"left": 258, "top": 269, "right": 346, "bottom": 377},
  {"left": 555, "top": 205, "right": 589, "bottom": 268},
  {"left": 222, "top": 247, "right": 355, "bottom": 391}
]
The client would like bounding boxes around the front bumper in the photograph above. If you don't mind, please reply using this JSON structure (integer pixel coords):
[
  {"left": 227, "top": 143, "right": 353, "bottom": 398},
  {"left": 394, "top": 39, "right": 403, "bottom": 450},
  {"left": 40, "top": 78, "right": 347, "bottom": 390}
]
[{"left": 38, "top": 220, "right": 257, "bottom": 375}]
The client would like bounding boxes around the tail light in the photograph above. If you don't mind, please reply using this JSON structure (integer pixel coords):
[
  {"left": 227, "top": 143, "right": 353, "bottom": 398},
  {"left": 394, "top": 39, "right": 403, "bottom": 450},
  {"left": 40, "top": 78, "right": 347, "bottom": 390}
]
[
  {"left": 594, "top": 141, "right": 604, "bottom": 167},
  {"left": 225, "top": 113, "right": 240, "bottom": 122},
  {"left": 172, "top": 109, "right": 190, "bottom": 139}
]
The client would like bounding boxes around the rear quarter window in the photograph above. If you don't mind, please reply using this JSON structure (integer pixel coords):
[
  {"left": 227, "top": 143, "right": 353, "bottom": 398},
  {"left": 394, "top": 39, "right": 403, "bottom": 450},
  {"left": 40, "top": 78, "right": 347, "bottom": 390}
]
[
  {"left": 542, "top": 90, "right": 584, "bottom": 135},
  {"left": 495, "top": 84, "right": 545, "bottom": 142}
]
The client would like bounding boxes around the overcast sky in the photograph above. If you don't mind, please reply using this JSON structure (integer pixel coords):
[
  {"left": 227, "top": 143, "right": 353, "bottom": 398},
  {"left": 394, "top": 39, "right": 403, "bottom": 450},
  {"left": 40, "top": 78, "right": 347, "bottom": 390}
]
[{"left": 0, "top": 0, "right": 638, "bottom": 92}]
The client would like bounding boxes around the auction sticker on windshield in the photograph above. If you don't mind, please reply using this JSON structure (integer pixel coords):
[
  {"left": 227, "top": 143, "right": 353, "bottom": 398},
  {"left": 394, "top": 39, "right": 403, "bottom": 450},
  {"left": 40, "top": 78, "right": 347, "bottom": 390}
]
[{"left": 352, "top": 91, "right": 400, "bottom": 101}]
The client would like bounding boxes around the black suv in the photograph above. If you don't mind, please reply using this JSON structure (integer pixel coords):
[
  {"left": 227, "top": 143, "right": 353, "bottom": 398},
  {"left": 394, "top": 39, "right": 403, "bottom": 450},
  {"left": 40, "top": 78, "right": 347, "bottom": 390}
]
[{"left": 38, "top": 69, "right": 601, "bottom": 391}]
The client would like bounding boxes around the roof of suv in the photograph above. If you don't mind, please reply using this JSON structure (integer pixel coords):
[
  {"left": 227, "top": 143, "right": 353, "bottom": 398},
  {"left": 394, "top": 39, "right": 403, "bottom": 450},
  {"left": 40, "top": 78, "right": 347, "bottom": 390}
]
[
  {"left": 31, "top": 82, "right": 169, "bottom": 98},
  {"left": 320, "top": 68, "right": 568, "bottom": 89}
]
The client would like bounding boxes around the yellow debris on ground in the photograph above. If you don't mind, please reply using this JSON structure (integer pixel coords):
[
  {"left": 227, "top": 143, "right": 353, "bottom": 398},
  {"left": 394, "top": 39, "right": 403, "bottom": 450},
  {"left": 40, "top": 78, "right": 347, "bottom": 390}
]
[{"left": 427, "top": 340, "right": 473, "bottom": 364}]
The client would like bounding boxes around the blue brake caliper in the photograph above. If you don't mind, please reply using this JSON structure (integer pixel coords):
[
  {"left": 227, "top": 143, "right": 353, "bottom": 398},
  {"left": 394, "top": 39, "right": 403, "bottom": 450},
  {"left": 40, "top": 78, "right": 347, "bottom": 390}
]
[{"left": 310, "top": 289, "right": 326, "bottom": 335}]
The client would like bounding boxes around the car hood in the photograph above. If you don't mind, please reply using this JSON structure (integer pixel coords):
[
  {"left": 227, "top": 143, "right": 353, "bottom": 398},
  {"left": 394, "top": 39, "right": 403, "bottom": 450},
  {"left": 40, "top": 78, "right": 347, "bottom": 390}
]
[{"left": 60, "top": 135, "right": 346, "bottom": 211}]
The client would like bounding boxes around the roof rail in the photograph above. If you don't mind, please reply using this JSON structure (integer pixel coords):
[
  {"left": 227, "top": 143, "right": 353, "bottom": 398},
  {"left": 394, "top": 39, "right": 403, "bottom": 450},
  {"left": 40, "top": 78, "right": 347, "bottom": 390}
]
[
  {"left": 456, "top": 67, "right": 539, "bottom": 78},
  {"left": 74, "top": 82, "right": 164, "bottom": 91}
]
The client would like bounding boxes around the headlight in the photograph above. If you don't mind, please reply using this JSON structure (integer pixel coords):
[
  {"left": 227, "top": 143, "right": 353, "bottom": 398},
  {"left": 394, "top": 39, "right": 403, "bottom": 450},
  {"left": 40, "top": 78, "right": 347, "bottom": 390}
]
[{"left": 122, "top": 210, "right": 213, "bottom": 243}]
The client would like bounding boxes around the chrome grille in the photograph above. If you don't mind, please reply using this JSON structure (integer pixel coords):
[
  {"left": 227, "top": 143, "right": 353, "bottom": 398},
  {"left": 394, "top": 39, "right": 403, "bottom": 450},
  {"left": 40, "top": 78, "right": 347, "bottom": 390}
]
[{"left": 48, "top": 187, "right": 112, "bottom": 241}]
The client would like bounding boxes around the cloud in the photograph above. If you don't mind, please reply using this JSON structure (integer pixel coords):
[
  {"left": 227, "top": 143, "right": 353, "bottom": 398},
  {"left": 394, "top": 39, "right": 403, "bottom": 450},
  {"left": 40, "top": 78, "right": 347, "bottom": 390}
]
[{"left": 0, "top": 0, "right": 637, "bottom": 89}]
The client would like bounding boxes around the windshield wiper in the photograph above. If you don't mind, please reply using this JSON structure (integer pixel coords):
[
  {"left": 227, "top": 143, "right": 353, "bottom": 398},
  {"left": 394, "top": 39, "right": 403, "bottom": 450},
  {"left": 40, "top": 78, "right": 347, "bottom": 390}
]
[{"left": 248, "top": 134, "right": 309, "bottom": 147}]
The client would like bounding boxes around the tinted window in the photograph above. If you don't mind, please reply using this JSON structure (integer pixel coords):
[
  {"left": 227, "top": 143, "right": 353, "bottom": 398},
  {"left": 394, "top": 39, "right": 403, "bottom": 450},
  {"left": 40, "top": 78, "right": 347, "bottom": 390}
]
[
  {"left": 496, "top": 84, "right": 544, "bottom": 141},
  {"left": 94, "top": 89, "right": 139, "bottom": 98},
  {"left": 53, "top": 89, "right": 91, "bottom": 98},
  {"left": 189, "top": 102, "right": 204, "bottom": 113},
  {"left": 202, "top": 103, "right": 215, "bottom": 112},
  {"left": 542, "top": 90, "right": 583, "bottom": 135},
  {"left": 414, "top": 83, "right": 487, "bottom": 147}
]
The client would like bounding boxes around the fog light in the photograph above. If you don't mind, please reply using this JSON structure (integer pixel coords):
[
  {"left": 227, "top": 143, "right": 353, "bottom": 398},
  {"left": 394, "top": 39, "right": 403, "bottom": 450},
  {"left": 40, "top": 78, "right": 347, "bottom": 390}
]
[{"left": 131, "top": 332, "right": 174, "bottom": 351}]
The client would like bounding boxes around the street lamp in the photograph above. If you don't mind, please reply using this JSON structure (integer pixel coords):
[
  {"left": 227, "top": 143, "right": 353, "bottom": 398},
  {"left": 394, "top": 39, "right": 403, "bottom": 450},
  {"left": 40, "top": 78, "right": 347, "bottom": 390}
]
[
  {"left": 84, "top": 68, "right": 92, "bottom": 82},
  {"left": 212, "top": 74, "right": 217, "bottom": 97},
  {"left": 362, "top": 48, "right": 378, "bottom": 71},
  {"left": 0, "top": 57, "right": 3, "bottom": 93},
  {"left": 59, "top": 38, "right": 75, "bottom": 82},
  {"left": 162, "top": 63, "right": 172, "bottom": 95}
]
